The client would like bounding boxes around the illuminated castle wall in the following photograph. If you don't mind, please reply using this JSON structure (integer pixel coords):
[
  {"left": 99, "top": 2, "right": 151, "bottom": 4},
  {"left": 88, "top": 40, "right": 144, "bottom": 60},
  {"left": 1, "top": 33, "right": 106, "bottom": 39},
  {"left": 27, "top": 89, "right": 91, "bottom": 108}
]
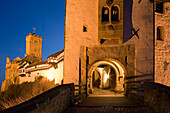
[
  {"left": 63, "top": 0, "right": 154, "bottom": 93},
  {"left": 25, "top": 33, "right": 42, "bottom": 59},
  {"left": 155, "top": 1, "right": 170, "bottom": 86},
  {"left": 1, "top": 33, "right": 64, "bottom": 91}
]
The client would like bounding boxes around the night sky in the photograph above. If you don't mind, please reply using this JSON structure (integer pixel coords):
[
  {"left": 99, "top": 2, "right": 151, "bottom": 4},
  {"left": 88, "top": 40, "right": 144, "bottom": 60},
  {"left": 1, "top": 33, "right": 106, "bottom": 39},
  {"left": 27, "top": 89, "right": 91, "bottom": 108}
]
[{"left": 0, "top": 0, "right": 65, "bottom": 88}]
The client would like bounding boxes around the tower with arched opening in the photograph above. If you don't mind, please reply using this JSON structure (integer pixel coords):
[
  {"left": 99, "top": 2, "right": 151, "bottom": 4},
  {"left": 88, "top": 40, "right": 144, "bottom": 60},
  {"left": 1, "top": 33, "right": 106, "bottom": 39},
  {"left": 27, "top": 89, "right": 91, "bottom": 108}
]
[{"left": 64, "top": 0, "right": 154, "bottom": 96}]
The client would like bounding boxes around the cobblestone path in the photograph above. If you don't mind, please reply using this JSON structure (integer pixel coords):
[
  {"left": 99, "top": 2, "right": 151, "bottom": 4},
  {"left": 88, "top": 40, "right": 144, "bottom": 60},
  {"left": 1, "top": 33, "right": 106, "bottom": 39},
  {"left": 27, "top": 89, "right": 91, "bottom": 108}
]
[
  {"left": 63, "top": 97, "right": 154, "bottom": 113},
  {"left": 64, "top": 106, "right": 153, "bottom": 113}
]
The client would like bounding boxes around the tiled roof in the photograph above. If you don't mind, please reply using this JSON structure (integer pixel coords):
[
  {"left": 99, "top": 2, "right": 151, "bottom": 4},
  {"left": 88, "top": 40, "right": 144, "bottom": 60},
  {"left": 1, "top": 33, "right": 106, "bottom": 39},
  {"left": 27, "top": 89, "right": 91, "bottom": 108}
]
[
  {"left": 18, "top": 63, "right": 28, "bottom": 69},
  {"left": 26, "top": 60, "right": 48, "bottom": 69},
  {"left": 47, "top": 49, "right": 64, "bottom": 59}
]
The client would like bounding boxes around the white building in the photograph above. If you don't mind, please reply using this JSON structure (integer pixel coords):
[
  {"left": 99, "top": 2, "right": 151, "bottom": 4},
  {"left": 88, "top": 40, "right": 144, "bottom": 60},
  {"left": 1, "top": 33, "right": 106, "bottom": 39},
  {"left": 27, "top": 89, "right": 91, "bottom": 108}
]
[{"left": 18, "top": 49, "right": 64, "bottom": 84}]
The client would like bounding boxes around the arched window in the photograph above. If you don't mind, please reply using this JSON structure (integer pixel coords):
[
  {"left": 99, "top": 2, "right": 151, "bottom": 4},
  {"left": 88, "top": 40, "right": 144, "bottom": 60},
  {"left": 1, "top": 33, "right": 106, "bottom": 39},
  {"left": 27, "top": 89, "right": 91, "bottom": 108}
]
[
  {"left": 102, "top": 7, "right": 109, "bottom": 22},
  {"left": 111, "top": 6, "right": 119, "bottom": 21},
  {"left": 157, "top": 26, "right": 164, "bottom": 40}
]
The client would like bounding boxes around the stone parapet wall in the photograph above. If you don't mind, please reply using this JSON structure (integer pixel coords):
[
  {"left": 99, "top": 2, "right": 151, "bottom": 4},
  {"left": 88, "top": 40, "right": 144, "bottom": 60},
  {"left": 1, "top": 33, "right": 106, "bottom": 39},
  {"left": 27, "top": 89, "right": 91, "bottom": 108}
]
[
  {"left": 0, "top": 84, "right": 74, "bottom": 113},
  {"left": 144, "top": 82, "right": 170, "bottom": 113}
]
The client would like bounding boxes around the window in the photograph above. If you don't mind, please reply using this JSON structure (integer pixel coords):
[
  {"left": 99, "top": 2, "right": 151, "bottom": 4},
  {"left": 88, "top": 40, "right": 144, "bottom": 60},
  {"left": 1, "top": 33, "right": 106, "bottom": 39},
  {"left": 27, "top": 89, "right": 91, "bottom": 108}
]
[
  {"left": 125, "top": 56, "right": 127, "bottom": 64},
  {"left": 157, "top": 26, "right": 164, "bottom": 40},
  {"left": 156, "top": 2, "right": 163, "bottom": 14},
  {"left": 102, "top": 7, "right": 109, "bottom": 22},
  {"left": 83, "top": 25, "right": 87, "bottom": 32},
  {"left": 19, "top": 70, "right": 22, "bottom": 73},
  {"left": 111, "top": 6, "right": 119, "bottom": 21}
]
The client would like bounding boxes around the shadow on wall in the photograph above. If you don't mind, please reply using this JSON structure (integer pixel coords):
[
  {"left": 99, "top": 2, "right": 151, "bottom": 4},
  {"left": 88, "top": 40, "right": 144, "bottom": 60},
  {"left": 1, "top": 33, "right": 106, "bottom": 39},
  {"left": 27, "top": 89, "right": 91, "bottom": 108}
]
[{"left": 123, "top": 0, "right": 140, "bottom": 42}]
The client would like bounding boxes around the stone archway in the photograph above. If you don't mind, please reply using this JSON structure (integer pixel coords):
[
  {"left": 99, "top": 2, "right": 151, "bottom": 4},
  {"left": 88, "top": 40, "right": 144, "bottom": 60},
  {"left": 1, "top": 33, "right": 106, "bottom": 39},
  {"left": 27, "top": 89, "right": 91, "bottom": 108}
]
[{"left": 87, "top": 59, "right": 127, "bottom": 96}]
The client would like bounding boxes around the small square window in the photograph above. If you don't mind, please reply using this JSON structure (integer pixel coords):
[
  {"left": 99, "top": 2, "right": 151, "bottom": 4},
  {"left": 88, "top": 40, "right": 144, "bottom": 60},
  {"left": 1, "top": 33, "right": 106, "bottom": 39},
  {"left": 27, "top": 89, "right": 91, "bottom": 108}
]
[
  {"left": 34, "top": 40, "right": 38, "bottom": 43},
  {"left": 83, "top": 26, "right": 87, "bottom": 32},
  {"left": 19, "top": 70, "right": 22, "bottom": 73},
  {"left": 156, "top": 2, "right": 163, "bottom": 14}
]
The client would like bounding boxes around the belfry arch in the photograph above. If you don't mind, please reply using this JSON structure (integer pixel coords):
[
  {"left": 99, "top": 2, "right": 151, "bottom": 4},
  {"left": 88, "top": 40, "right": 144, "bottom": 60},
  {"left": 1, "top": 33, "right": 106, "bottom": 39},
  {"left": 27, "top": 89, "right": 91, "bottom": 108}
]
[{"left": 87, "top": 59, "right": 127, "bottom": 95}]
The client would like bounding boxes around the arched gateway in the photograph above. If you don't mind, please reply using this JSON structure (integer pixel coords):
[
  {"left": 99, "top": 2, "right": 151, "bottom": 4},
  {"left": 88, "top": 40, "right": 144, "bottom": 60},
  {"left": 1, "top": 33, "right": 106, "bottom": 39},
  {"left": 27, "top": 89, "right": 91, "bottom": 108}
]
[
  {"left": 87, "top": 59, "right": 127, "bottom": 96},
  {"left": 64, "top": 0, "right": 154, "bottom": 98}
]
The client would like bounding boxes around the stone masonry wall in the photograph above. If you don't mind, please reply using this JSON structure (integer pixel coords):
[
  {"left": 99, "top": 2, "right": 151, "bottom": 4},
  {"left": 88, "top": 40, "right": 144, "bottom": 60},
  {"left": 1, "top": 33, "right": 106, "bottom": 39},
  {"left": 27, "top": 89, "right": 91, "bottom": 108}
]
[
  {"left": 98, "top": 0, "right": 124, "bottom": 44},
  {"left": 64, "top": 0, "right": 154, "bottom": 85},
  {"left": 144, "top": 82, "right": 170, "bottom": 113},
  {"left": 1, "top": 57, "right": 21, "bottom": 91},
  {"left": 124, "top": 0, "right": 154, "bottom": 77},
  {"left": 64, "top": 0, "right": 98, "bottom": 84},
  {"left": 80, "top": 44, "right": 135, "bottom": 85},
  {"left": 0, "top": 84, "right": 74, "bottom": 113},
  {"left": 155, "top": 2, "right": 170, "bottom": 86}
]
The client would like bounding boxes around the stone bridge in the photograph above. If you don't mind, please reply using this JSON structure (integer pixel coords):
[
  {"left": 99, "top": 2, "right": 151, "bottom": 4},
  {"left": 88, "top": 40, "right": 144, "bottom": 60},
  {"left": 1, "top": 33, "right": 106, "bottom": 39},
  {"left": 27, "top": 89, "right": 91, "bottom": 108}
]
[{"left": 0, "top": 82, "right": 169, "bottom": 113}]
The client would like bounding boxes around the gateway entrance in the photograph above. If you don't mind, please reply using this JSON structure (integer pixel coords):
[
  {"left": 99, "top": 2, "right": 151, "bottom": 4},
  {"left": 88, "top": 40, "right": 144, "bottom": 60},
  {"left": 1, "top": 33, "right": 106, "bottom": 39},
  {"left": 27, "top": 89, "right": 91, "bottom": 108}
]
[{"left": 87, "top": 60, "right": 126, "bottom": 97}]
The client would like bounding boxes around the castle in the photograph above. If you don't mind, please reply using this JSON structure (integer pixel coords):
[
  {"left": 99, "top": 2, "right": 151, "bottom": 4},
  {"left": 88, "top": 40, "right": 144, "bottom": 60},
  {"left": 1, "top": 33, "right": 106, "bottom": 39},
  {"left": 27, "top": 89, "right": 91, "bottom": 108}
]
[
  {"left": 63, "top": 0, "right": 169, "bottom": 95},
  {"left": 1, "top": 0, "right": 169, "bottom": 94},
  {"left": 1, "top": 33, "right": 64, "bottom": 91}
]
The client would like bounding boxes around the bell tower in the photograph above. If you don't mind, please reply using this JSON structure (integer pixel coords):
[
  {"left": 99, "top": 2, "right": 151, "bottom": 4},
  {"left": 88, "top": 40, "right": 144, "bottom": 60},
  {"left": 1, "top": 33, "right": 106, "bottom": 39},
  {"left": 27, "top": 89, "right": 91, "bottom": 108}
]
[{"left": 25, "top": 29, "right": 42, "bottom": 59}]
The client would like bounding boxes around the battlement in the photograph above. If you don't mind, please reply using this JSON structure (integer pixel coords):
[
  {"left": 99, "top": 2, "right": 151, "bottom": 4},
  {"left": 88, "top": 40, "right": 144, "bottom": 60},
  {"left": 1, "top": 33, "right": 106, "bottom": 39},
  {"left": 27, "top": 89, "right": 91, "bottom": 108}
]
[
  {"left": 27, "top": 33, "right": 42, "bottom": 39},
  {"left": 25, "top": 32, "right": 42, "bottom": 59}
]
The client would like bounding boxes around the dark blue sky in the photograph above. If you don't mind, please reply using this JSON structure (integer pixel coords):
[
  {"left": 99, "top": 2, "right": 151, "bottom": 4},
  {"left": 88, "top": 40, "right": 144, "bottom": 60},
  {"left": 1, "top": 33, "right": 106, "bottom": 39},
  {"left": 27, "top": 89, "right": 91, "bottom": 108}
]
[{"left": 0, "top": 0, "right": 65, "bottom": 88}]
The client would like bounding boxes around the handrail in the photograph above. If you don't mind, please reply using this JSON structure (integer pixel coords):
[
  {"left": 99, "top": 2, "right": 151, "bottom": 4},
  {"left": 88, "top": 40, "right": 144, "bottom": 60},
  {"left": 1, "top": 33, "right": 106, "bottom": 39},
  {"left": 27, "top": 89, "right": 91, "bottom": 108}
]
[
  {"left": 124, "top": 74, "right": 153, "bottom": 104},
  {"left": 74, "top": 84, "right": 87, "bottom": 104}
]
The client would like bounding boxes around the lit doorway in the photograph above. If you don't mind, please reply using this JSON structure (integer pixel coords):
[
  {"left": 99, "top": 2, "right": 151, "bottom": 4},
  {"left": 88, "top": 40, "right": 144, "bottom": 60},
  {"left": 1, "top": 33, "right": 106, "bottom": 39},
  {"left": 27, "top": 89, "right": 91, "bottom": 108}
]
[{"left": 87, "top": 60, "right": 126, "bottom": 97}]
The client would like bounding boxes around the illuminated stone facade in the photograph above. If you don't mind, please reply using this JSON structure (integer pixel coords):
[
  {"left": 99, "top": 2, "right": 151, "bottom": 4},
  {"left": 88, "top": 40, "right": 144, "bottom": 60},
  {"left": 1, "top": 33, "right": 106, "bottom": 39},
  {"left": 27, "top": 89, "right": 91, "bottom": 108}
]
[
  {"left": 1, "top": 33, "right": 43, "bottom": 91},
  {"left": 1, "top": 57, "right": 21, "bottom": 91},
  {"left": 155, "top": 1, "right": 170, "bottom": 86},
  {"left": 64, "top": 0, "right": 154, "bottom": 94},
  {"left": 25, "top": 33, "right": 42, "bottom": 59},
  {"left": 64, "top": 0, "right": 98, "bottom": 84},
  {"left": 19, "top": 49, "right": 64, "bottom": 84},
  {"left": 1, "top": 31, "right": 65, "bottom": 91}
]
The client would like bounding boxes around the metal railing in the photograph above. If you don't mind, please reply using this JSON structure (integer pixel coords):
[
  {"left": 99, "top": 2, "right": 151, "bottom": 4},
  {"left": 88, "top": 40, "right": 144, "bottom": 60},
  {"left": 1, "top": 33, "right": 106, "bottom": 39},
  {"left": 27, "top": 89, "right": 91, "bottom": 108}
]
[
  {"left": 124, "top": 74, "right": 153, "bottom": 104},
  {"left": 74, "top": 84, "right": 87, "bottom": 104}
]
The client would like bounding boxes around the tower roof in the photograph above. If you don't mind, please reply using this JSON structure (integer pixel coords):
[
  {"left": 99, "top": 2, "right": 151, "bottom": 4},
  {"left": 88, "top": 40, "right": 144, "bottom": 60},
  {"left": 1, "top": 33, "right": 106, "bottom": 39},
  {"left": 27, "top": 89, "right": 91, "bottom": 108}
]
[{"left": 47, "top": 49, "right": 64, "bottom": 59}]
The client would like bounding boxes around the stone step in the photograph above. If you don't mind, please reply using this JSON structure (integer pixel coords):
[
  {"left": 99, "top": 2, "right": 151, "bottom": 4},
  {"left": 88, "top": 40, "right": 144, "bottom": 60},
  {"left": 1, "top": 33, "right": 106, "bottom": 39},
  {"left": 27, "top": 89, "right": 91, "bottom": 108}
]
[{"left": 63, "top": 106, "right": 153, "bottom": 113}]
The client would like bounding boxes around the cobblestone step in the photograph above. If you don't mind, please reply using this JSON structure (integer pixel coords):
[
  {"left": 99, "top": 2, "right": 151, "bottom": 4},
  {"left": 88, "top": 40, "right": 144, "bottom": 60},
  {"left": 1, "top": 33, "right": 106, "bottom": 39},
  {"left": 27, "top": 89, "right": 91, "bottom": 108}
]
[
  {"left": 64, "top": 97, "right": 154, "bottom": 113},
  {"left": 63, "top": 106, "right": 154, "bottom": 113}
]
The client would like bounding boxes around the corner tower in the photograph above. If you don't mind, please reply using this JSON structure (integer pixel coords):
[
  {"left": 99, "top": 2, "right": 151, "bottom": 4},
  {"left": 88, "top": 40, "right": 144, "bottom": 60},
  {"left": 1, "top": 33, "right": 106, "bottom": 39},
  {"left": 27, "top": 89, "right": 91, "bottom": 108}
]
[{"left": 25, "top": 33, "right": 42, "bottom": 59}]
